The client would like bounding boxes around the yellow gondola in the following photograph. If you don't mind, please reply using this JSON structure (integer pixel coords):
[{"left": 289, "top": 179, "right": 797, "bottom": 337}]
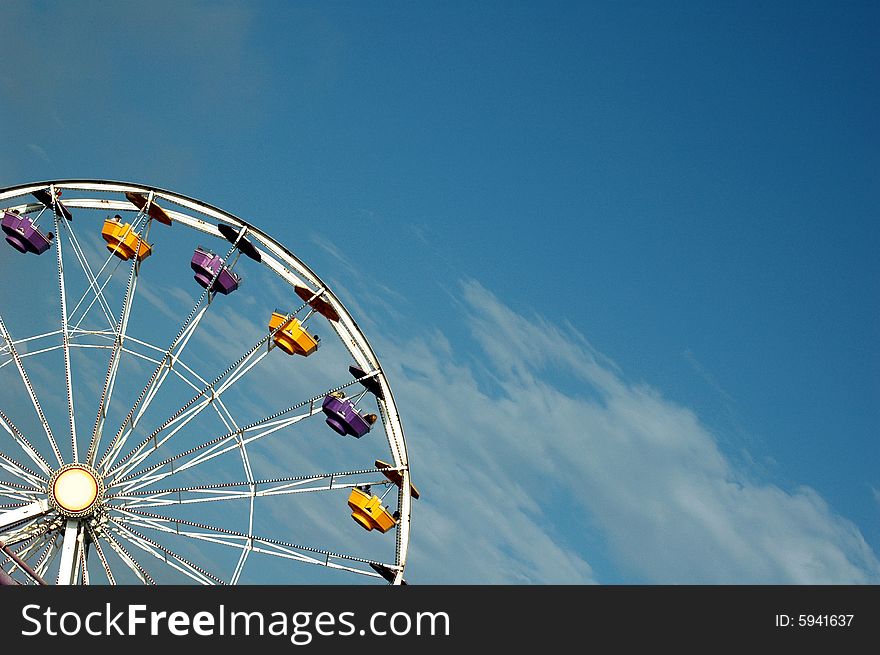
[
  {"left": 268, "top": 311, "right": 319, "bottom": 356},
  {"left": 347, "top": 487, "right": 397, "bottom": 533},
  {"left": 101, "top": 216, "right": 152, "bottom": 262}
]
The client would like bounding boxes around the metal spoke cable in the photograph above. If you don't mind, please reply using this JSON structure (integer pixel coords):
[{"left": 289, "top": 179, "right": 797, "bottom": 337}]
[
  {"left": 108, "top": 466, "right": 395, "bottom": 504},
  {"left": 114, "top": 506, "right": 393, "bottom": 569},
  {"left": 0, "top": 329, "right": 62, "bottom": 358},
  {"left": 0, "top": 315, "right": 63, "bottom": 467},
  {"left": 34, "top": 534, "right": 60, "bottom": 580},
  {"left": 85, "top": 213, "right": 147, "bottom": 466},
  {"left": 54, "top": 211, "right": 78, "bottom": 462},
  {"left": 109, "top": 517, "right": 225, "bottom": 585},
  {"left": 0, "top": 479, "right": 44, "bottom": 493},
  {"left": 117, "top": 514, "right": 385, "bottom": 581},
  {"left": 68, "top": 255, "right": 123, "bottom": 333},
  {"left": 0, "top": 345, "right": 66, "bottom": 373},
  {"left": 84, "top": 524, "right": 115, "bottom": 585},
  {"left": 34, "top": 535, "right": 61, "bottom": 576},
  {"left": 101, "top": 527, "right": 155, "bottom": 585},
  {"left": 3, "top": 533, "right": 50, "bottom": 585},
  {"left": 78, "top": 539, "right": 89, "bottom": 585},
  {"left": 0, "top": 451, "right": 48, "bottom": 490},
  {"left": 108, "top": 411, "right": 312, "bottom": 495},
  {"left": 0, "top": 486, "right": 41, "bottom": 504},
  {"left": 0, "top": 514, "right": 52, "bottom": 549},
  {"left": 59, "top": 216, "right": 118, "bottom": 331},
  {"left": 0, "top": 408, "right": 53, "bottom": 475},
  {"left": 66, "top": 202, "right": 149, "bottom": 332}
]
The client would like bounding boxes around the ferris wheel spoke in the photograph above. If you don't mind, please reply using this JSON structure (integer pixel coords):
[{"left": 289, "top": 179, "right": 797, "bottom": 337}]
[
  {"left": 84, "top": 524, "right": 115, "bottom": 584},
  {"left": 0, "top": 502, "right": 32, "bottom": 511},
  {"left": 79, "top": 538, "right": 90, "bottom": 585},
  {"left": 53, "top": 212, "right": 79, "bottom": 462},
  {"left": 0, "top": 496, "right": 41, "bottom": 508},
  {"left": 1, "top": 533, "right": 41, "bottom": 568},
  {"left": 5, "top": 339, "right": 116, "bottom": 368},
  {"left": 109, "top": 467, "right": 395, "bottom": 509},
  {"left": 0, "top": 408, "right": 53, "bottom": 476},
  {"left": 101, "top": 527, "right": 155, "bottom": 584},
  {"left": 0, "top": 457, "right": 49, "bottom": 490},
  {"left": 0, "top": 514, "right": 52, "bottom": 549},
  {"left": 0, "top": 478, "right": 43, "bottom": 493},
  {"left": 0, "top": 500, "right": 50, "bottom": 535},
  {"left": 32, "top": 533, "right": 60, "bottom": 580},
  {"left": 1, "top": 526, "right": 48, "bottom": 550},
  {"left": 108, "top": 517, "right": 224, "bottom": 585},
  {"left": 0, "top": 499, "right": 49, "bottom": 544},
  {"left": 113, "top": 507, "right": 389, "bottom": 581},
  {"left": 85, "top": 219, "right": 147, "bottom": 467},
  {"left": 128, "top": 307, "right": 206, "bottom": 417},
  {"left": 0, "top": 315, "right": 64, "bottom": 467},
  {"left": 97, "top": 305, "right": 209, "bottom": 471},
  {"left": 69, "top": 266, "right": 122, "bottom": 334},
  {"left": 230, "top": 543, "right": 250, "bottom": 584},
  {"left": 70, "top": 327, "right": 116, "bottom": 340}
]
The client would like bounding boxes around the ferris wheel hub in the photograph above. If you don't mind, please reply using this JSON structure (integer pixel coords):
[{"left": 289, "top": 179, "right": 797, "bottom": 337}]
[{"left": 48, "top": 464, "right": 105, "bottom": 518}]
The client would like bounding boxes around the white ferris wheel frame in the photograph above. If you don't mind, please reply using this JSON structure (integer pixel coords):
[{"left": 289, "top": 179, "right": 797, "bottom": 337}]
[{"left": 0, "top": 179, "right": 412, "bottom": 585}]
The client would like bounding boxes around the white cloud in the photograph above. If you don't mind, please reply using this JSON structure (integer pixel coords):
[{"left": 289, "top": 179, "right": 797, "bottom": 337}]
[{"left": 374, "top": 279, "right": 880, "bottom": 583}]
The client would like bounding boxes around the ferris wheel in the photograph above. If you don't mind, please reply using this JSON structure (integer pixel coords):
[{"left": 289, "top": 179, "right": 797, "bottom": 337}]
[{"left": 0, "top": 180, "right": 415, "bottom": 585}]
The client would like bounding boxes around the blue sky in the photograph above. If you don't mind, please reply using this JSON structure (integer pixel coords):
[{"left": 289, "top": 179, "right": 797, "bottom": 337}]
[{"left": 0, "top": 1, "right": 878, "bottom": 583}]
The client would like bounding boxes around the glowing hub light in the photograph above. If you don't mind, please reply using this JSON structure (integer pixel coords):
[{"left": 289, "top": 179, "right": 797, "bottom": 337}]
[{"left": 48, "top": 465, "right": 104, "bottom": 518}]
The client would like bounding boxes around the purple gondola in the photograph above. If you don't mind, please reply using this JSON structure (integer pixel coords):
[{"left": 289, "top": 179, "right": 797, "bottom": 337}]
[
  {"left": 2, "top": 212, "right": 52, "bottom": 255},
  {"left": 190, "top": 247, "right": 241, "bottom": 295},
  {"left": 322, "top": 395, "right": 375, "bottom": 438}
]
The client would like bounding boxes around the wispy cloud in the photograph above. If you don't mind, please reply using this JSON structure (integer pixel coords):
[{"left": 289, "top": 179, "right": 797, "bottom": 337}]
[
  {"left": 310, "top": 233, "right": 360, "bottom": 279},
  {"left": 374, "top": 280, "right": 880, "bottom": 583},
  {"left": 27, "top": 144, "right": 52, "bottom": 164},
  {"left": 683, "top": 347, "right": 736, "bottom": 407}
]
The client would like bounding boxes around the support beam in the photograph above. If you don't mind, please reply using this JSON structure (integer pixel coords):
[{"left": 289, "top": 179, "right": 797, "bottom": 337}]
[
  {"left": 0, "top": 500, "right": 50, "bottom": 532},
  {"left": 55, "top": 519, "right": 82, "bottom": 586}
]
